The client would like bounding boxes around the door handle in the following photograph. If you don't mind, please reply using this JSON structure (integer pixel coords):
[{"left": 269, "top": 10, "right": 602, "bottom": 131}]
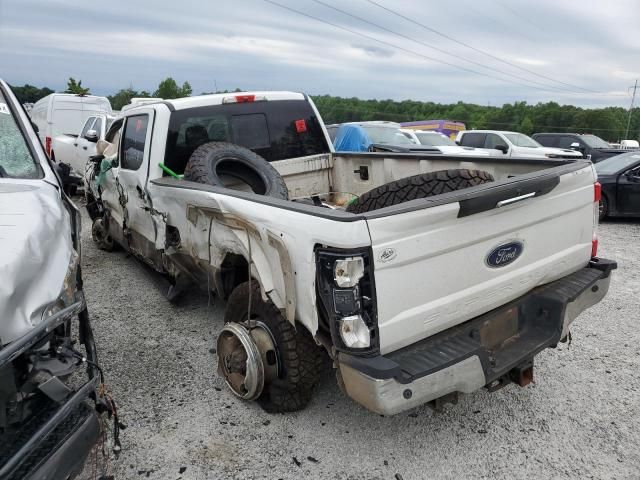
[
  {"left": 74, "top": 143, "right": 78, "bottom": 147},
  {"left": 82, "top": 146, "right": 88, "bottom": 150}
]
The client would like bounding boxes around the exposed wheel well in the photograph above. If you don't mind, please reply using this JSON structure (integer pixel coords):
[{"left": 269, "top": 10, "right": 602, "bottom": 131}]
[{"left": 218, "top": 253, "right": 249, "bottom": 299}]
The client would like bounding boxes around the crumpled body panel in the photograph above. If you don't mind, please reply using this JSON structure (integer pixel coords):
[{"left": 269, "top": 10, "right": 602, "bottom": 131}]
[{"left": 0, "top": 181, "right": 73, "bottom": 345}]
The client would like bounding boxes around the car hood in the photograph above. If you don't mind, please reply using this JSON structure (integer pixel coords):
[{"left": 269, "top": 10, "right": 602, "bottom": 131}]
[
  {"left": 0, "top": 181, "right": 74, "bottom": 345},
  {"left": 534, "top": 146, "right": 583, "bottom": 157},
  {"left": 436, "top": 145, "right": 491, "bottom": 156},
  {"left": 594, "top": 148, "right": 634, "bottom": 156}
]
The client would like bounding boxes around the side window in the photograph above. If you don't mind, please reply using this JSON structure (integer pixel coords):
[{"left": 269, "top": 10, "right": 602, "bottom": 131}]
[
  {"left": 535, "top": 135, "right": 557, "bottom": 147},
  {"left": 93, "top": 117, "right": 103, "bottom": 136},
  {"left": 559, "top": 136, "right": 579, "bottom": 149},
  {"left": 80, "top": 117, "right": 95, "bottom": 137},
  {"left": 460, "top": 132, "right": 485, "bottom": 148},
  {"left": 121, "top": 115, "right": 149, "bottom": 170},
  {"left": 484, "top": 133, "right": 504, "bottom": 149}
]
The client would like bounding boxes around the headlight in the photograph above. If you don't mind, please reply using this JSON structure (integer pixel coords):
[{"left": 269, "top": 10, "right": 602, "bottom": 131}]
[
  {"left": 334, "top": 257, "right": 365, "bottom": 288},
  {"left": 339, "top": 315, "right": 370, "bottom": 348}
]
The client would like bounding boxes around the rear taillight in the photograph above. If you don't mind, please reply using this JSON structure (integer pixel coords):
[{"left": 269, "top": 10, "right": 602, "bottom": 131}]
[
  {"left": 45, "top": 136, "right": 52, "bottom": 157},
  {"left": 592, "top": 181, "right": 600, "bottom": 258}
]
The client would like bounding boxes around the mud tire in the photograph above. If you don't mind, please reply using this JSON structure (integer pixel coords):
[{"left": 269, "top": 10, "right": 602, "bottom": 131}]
[
  {"left": 346, "top": 169, "right": 495, "bottom": 214},
  {"left": 183, "top": 142, "right": 288, "bottom": 200},
  {"left": 224, "top": 281, "right": 323, "bottom": 412}
]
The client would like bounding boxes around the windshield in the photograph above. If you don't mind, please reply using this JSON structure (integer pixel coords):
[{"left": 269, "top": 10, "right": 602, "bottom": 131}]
[
  {"left": 595, "top": 152, "right": 640, "bottom": 175},
  {"left": 0, "top": 91, "right": 41, "bottom": 179},
  {"left": 415, "top": 132, "right": 457, "bottom": 147},
  {"left": 581, "top": 134, "right": 611, "bottom": 149},
  {"left": 504, "top": 133, "right": 541, "bottom": 148},
  {"left": 362, "top": 126, "right": 413, "bottom": 145}
]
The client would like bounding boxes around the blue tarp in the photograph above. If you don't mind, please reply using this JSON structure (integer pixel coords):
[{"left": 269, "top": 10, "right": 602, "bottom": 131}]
[{"left": 333, "top": 124, "right": 372, "bottom": 152}]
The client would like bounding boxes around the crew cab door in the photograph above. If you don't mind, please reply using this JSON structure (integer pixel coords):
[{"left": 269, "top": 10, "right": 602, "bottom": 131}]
[
  {"left": 114, "top": 110, "right": 159, "bottom": 260},
  {"left": 617, "top": 164, "right": 640, "bottom": 215}
]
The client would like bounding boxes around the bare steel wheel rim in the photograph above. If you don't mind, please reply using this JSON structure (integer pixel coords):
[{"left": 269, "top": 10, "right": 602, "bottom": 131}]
[{"left": 217, "top": 323, "right": 265, "bottom": 400}]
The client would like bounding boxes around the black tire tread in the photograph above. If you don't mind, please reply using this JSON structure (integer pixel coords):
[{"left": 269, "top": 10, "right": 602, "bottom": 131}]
[
  {"left": 183, "top": 142, "right": 288, "bottom": 200},
  {"left": 224, "top": 281, "right": 323, "bottom": 413},
  {"left": 346, "top": 168, "right": 495, "bottom": 214}
]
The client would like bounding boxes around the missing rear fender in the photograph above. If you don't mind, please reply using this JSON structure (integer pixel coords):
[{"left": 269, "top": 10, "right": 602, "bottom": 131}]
[{"left": 217, "top": 253, "right": 250, "bottom": 300}]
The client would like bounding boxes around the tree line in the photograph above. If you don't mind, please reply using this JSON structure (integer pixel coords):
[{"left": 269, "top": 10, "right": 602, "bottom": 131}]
[{"left": 9, "top": 78, "right": 639, "bottom": 142}]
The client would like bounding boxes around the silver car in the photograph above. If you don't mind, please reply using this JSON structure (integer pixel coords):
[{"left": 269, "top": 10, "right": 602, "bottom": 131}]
[{"left": 0, "top": 79, "right": 108, "bottom": 479}]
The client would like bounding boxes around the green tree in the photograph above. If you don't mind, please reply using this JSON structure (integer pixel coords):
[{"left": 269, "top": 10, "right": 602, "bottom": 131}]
[
  {"left": 154, "top": 78, "right": 192, "bottom": 99},
  {"left": 65, "top": 77, "right": 90, "bottom": 95},
  {"left": 520, "top": 117, "right": 534, "bottom": 135},
  {"left": 10, "top": 84, "right": 54, "bottom": 103},
  {"left": 107, "top": 87, "right": 151, "bottom": 110}
]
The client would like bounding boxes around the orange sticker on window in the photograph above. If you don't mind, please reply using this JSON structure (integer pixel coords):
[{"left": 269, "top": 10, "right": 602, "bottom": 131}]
[
  {"left": 295, "top": 119, "right": 307, "bottom": 133},
  {"left": 135, "top": 119, "right": 143, "bottom": 132}
]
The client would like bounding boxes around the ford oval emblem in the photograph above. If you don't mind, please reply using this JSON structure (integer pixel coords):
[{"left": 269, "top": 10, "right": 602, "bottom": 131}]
[{"left": 486, "top": 241, "right": 524, "bottom": 268}]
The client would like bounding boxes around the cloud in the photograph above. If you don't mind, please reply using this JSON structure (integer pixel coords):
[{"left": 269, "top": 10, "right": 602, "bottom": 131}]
[{"left": 0, "top": 0, "right": 637, "bottom": 107}]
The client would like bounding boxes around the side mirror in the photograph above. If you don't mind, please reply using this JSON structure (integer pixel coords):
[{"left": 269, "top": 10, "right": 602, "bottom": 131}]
[
  {"left": 495, "top": 144, "right": 509, "bottom": 154},
  {"left": 84, "top": 129, "right": 99, "bottom": 143},
  {"left": 570, "top": 142, "right": 582, "bottom": 151},
  {"left": 626, "top": 170, "right": 640, "bottom": 181}
]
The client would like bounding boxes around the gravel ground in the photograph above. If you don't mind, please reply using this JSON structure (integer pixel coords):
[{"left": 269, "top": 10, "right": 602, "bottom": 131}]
[{"left": 77, "top": 204, "right": 640, "bottom": 480}]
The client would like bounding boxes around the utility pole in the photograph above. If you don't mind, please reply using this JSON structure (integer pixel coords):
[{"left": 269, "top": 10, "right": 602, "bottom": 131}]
[{"left": 625, "top": 79, "right": 637, "bottom": 140}]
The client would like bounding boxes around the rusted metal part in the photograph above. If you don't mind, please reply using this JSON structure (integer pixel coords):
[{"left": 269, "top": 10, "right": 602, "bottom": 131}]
[{"left": 267, "top": 231, "right": 296, "bottom": 324}]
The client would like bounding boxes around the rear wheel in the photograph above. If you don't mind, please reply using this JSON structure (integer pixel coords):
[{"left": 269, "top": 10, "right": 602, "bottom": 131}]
[
  {"left": 218, "top": 281, "right": 323, "bottom": 413},
  {"left": 346, "top": 169, "right": 494, "bottom": 214}
]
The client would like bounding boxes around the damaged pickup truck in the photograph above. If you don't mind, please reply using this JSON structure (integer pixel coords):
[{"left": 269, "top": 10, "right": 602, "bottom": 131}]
[
  {"left": 86, "top": 91, "right": 616, "bottom": 415},
  {"left": 0, "top": 79, "right": 109, "bottom": 479}
]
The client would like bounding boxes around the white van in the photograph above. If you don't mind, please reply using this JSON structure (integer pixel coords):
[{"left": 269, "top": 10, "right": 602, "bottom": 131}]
[{"left": 29, "top": 93, "right": 112, "bottom": 161}]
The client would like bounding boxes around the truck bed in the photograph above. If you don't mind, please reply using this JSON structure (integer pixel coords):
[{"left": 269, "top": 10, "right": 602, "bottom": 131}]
[{"left": 152, "top": 152, "right": 596, "bottom": 355}]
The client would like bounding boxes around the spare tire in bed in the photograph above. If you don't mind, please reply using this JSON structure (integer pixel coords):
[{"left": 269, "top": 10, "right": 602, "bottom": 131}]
[
  {"left": 346, "top": 169, "right": 494, "bottom": 214},
  {"left": 183, "top": 142, "right": 289, "bottom": 200}
]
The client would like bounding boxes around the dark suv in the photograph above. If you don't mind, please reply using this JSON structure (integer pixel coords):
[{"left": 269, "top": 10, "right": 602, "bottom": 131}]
[{"left": 532, "top": 133, "right": 627, "bottom": 163}]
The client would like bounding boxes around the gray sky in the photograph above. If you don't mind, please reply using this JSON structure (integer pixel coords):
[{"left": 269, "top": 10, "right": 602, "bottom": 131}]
[{"left": 1, "top": 0, "right": 638, "bottom": 107}]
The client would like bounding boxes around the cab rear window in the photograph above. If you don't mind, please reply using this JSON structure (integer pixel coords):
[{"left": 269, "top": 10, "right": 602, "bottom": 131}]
[{"left": 163, "top": 100, "right": 330, "bottom": 174}]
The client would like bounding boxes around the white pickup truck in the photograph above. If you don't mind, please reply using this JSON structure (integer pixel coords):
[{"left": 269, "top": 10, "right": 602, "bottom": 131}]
[
  {"left": 52, "top": 113, "right": 116, "bottom": 178},
  {"left": 457, "top": 130, "right": 584, "bottom": 160},
  {"left": 86, "top": 92, "right": 615, "bottom": 415}
]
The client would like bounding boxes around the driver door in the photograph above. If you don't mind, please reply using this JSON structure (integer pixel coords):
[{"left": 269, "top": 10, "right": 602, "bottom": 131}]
[
  {"left": 617, "top": 165, "right": 640, "bottom": 215},
  {"left": 114, "top": 109, "right": 160, "bottom": 263}
]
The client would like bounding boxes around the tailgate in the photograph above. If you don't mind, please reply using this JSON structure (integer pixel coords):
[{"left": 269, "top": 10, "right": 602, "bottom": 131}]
[{"left": 366, "top": 165, "right": 596, "bottom": 354}]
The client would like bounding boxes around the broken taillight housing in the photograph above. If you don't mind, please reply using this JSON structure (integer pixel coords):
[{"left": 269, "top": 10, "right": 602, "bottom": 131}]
[{"left": 592, "top": 181, "right": 600, "bottom": 258}]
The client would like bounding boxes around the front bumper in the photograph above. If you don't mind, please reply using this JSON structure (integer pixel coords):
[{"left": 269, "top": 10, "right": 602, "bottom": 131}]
[
  {"left": 338, "top": 258, "right": 616, "bottom": 415},
  {"left": 0, "top": 301, "right": 102, "bottom": 480}
]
